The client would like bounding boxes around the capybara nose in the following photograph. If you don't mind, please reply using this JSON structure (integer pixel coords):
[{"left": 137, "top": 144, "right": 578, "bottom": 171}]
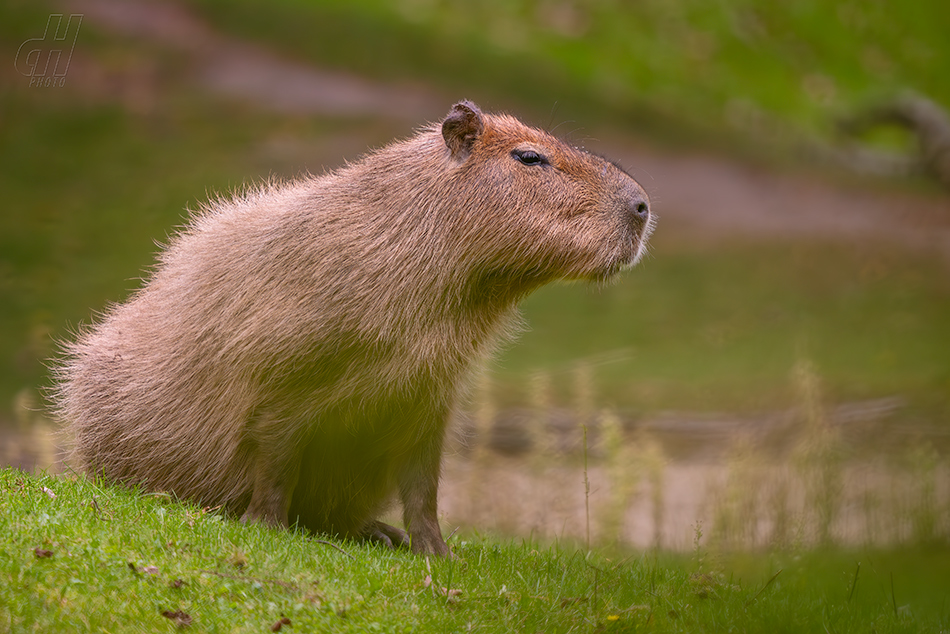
[{"left": 626, "top": 191, "right": 650, "bottom": 226}]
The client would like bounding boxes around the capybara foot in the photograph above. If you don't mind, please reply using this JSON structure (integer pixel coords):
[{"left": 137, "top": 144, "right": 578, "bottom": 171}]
[{"left": 364, "top": 521, "right": 412, "bottom": 549}]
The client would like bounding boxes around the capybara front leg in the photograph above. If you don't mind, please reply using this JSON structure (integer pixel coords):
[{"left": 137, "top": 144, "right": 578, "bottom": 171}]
[{"left": 399, "top": 424, "right": 450, "bottom": 557}]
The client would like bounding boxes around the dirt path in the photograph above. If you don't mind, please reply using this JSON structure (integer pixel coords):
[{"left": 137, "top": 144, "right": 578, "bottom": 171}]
[
  {"left": 62, "top": 0, "right": 444, "bottom": 119},
  {"left": 63, "top": 0, "right": 950, "bottom": 259}
]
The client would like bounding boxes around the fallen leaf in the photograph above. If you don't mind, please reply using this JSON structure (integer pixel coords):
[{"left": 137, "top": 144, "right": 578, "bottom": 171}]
[
  {"left": 161, "top": 610, "right": 192, "bottom": 628},
  {"left": 170, "top": 579, "right": 186, "bottom": 588},
  {"left": 33, "top": 547, "right": 54, "bottom": 559},
  {"left": 420, "top": 576, "right": 459, "bottom": 596},
  {"left": 229, "top": 550, "right": 248, "bottom": 569},
  {"left": 305, "top": 589, "right": 325, "bottom": 606}
]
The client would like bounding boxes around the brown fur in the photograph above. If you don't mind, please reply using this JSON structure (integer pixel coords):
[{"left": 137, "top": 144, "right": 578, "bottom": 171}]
[{"left": 52, "top": 101, "right": 653, "bottom": 556}]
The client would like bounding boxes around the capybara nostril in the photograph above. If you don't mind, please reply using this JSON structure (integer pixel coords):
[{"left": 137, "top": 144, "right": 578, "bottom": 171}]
[
  {"left": 625, "top": 193, "right": 650, "bottom": 227},
  {"left": 635, "top": 200, "right": 649, "bottom": 219}
]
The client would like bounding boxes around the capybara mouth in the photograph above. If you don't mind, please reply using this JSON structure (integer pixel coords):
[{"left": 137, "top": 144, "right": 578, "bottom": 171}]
[
  {"left": 618, "top": 198, "right": 654, "bottom": 271},
  {"left": 620, "top": 179, "right": 653, "bottom": 267},
  {"left": 632, "top": 209, "right": 656, "bottom": 264},
  {"left": 587, "top": 206, "right": 654, "bottom": 282}
]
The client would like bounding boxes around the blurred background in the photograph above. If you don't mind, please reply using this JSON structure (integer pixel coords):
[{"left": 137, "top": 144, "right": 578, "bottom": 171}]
[{"left": 2, "top": 0, "right": 949, "bottom": 550}]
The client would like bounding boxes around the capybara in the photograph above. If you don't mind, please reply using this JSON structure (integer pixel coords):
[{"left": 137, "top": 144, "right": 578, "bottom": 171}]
[{"left": 53, "top": 101, "right": 653, "bottom": 556}]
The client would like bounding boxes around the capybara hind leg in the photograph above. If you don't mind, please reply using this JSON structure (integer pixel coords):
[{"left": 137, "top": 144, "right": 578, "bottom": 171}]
[
  {"left": 240, "top": 444, "right": 301, "bottom": 528},
  {"left": 363, "top": 520, "right": 411, "bottom": 549},
  {"left": 241, "top": 477, "right": 294, "bottom": 528}
]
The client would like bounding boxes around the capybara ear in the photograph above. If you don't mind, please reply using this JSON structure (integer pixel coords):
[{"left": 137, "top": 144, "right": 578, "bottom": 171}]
[{"left": 442, "top": 101, "right": 484, "bottom": 159}]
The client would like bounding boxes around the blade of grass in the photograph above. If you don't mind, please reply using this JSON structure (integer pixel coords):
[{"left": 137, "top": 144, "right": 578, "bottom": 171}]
[
  {"left": 848, "top": 561, "right": 860, "bottom": 603},
  {"left": 745, "top": 569, "right": 783, "bottom": 608}
]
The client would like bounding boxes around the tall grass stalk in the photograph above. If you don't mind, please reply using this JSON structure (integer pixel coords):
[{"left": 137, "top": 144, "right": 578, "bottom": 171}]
[
  {"left": 583, "top": 424, "right": 591, "bottom": 551},
  {"left": 712, "top": 435, "right": 763, "bottom": 550},
  {"left": 904, "top": 441, "right": 940, "bottom": 544},
  {"left": 791, "top": 357, "right": 843, "bottom": 546},
  {"left": 572, "top": 360, "right": 595, "bottom": 546},
  {"left": 639, "top": 430, "right": 667, "bottom": 550},
  {"left": 572, "top": 361, "right": 594, "bottom": 434},
  {"left": 600, "top": 409, "right": 637, "bottom": 545},
  {"left": 767, "top": 465, "right": 793, "bottom": 550}
]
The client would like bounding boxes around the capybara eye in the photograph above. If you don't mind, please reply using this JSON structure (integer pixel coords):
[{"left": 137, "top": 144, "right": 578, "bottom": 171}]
[{"left": 511, "top": 149, "right": 547, "bottom": 166}]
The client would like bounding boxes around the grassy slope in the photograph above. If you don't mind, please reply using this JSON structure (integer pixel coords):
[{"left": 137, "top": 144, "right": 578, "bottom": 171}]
[{"left": 3, "top": 469, "right": 948, "bottom": 633}]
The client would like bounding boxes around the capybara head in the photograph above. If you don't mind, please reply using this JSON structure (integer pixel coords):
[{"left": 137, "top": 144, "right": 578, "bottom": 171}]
[{"left": 435, "top": 100, "right": 653, "bottom": 289}]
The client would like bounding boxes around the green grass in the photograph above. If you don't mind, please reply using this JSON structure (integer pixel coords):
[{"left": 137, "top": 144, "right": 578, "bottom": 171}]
[{"left": 3, "top": 468, "right": 949, "bottom": 633}]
